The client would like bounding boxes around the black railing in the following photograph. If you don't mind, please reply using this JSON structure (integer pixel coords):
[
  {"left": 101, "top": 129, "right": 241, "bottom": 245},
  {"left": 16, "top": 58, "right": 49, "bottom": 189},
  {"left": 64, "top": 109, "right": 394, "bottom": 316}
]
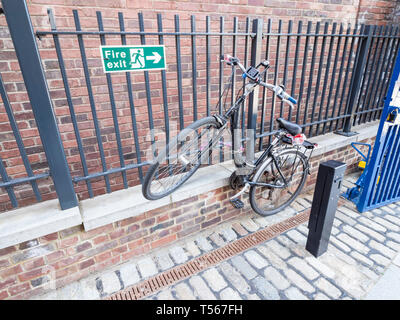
[{"left": 0, "top": 0, "right": 399, "bottom": 211}]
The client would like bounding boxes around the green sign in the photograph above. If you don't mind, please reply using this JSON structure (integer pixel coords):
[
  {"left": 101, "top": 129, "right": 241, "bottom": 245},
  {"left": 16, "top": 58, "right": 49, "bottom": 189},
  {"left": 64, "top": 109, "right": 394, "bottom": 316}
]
[{"left": 100, "top": 45, "right": 166, "bottom": 73}]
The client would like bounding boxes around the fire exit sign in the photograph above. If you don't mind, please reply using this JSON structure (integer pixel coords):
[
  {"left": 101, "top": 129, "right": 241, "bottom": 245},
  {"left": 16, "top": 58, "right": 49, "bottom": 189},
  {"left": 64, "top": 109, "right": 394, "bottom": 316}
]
[{"left": 100, "top": 45, "right": 166, "bottom": 73}]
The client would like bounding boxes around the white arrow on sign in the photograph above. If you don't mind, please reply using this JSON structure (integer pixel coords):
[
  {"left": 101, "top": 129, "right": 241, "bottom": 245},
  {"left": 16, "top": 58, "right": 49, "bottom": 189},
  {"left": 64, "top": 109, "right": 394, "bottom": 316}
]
[{"left": 145, "top": 52, "right": 162, "bottom": 64}]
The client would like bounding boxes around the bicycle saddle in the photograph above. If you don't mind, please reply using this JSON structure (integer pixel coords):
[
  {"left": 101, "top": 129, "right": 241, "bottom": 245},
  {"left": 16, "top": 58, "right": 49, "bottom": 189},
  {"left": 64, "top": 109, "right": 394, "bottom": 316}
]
[{"left": 276, "top": 118, "right": 302, "bottom": 136}]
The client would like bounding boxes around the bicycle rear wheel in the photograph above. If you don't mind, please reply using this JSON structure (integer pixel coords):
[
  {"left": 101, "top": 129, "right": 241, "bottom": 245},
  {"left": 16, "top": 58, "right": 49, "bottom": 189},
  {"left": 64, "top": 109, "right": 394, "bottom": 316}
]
[
  {"left": 249, "top": 148, "right": 308, "bottom": 216},
  {"left": 142, "top": 117, "right": 222, "bottom": 200}
]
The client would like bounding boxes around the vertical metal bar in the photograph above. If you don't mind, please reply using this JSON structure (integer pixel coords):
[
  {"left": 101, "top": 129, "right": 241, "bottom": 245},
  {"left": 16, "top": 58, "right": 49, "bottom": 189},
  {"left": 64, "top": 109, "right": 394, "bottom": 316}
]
[
  {"left": 324, "top": 23, "right": 343, "bottom": 134},
  {"left": 335, "top": 24, "right": 360, "bottom": 131},
  {"left": 0, "top": 157, "right": 17, "bottom": 207},
  {"left": 2, "top": 0, "right": 77, "bottom": 209},
  {"left": 139, "top": 12, "right": 157, "bottom": 161},
  {"left": 387, "top": 126, "right": 400, "bottom": 200},
  {"left": 206, "top": 16, "right": 211, "bottom": 117},
  {"left": 242, "top": 17, "right": 250, "bottom": 140},
  {"left": 374, "top": 28, "right": 400, "bottom": 121},
  {"left": 219, "top": 16, "right": 225, "bottom": 116},
  {"left": 259, "top": 18, "right": 271, "bottom": 151},
  {"left": 174, "top": 14, "right": 184, "bottom": 130},
  {"left": 357, "top": 25, "right": 380, "bottom": 125},
  {"left": 340, "top": 25, "right": 373, "bottom": 135},
  {"left": 290, "top": 20, "right": 302, "bottom": 122},
  {"left": 191, "top": 15, "right": 198, "bottom": 122},
  {"left": 48, "top": 9, "right": 93, "bottom": 197},
  {"left": 0, "top": 72, "right": 42, "bottom": 201},
  {"left": 247, "top": 18, "right": 263, "bottom": 164},
  {"left": 96, "top": 11, "right": 128, "bottom": 189},
  {"left": 331, "top": 24, "right": 351, "bottom": 132},
  {"left": 316, "top": 22, "right": 336, "bottom": 136},
  {"left": 303, "top": 22, "right": 320, "bottom": 131},
  {"left": 119, "top": 12, "right": 144, "bottom": 183},
  {"left": 367, "top": 26, "right": 392, "bottom": 123},
  {"left": 281, "top": 20, "right": 292, "bottom": 119},
  {"left": 156, "top": 13, "right": 170, "bottom": 167},
  {"left": 309, "top": 22, "right": 329, "bottom": 137},
  {"left": 231, "top": 17, "right": 238, "bottom": 107},
  {"left": 296, "top": 21, "right": 311, "bottom": 124},
  {"left": 73, "top": 10, "right": 111, "bottom": 194},
  {"left": 270, "top": 20, "right": 282, "bottom": 135}
]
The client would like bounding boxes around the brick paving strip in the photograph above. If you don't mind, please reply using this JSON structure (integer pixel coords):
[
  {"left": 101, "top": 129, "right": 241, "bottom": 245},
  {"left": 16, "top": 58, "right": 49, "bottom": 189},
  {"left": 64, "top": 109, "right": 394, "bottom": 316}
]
[{"left": 106, "top": 208, "right": 311, "bottom": 300}]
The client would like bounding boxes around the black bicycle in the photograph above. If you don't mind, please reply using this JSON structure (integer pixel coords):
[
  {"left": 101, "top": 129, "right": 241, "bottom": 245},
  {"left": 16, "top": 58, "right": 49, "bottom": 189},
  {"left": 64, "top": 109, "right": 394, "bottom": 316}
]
[{"left": 142, "top": 55, "right": 316, "bottom": 216}]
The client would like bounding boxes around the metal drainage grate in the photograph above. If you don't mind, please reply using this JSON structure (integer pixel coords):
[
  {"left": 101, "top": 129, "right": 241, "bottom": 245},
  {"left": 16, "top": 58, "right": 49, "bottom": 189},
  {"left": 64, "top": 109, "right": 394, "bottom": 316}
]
[{"left": 106, "top": 208, "right": 311, "bottom": 300}]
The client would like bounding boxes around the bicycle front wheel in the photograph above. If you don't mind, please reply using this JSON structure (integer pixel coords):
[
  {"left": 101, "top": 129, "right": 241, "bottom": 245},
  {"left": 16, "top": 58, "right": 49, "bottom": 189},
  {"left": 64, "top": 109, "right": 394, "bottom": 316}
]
[
  {"left": 142, "top": 116, "right": 222, "bottom": 200},
  {"left": 249, "top": 148, "right": 308, "bottom": 216}
]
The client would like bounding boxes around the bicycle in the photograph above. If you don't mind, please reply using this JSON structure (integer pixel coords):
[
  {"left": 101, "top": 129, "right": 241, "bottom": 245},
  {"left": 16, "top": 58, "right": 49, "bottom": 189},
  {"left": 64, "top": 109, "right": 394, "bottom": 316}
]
[{"left": 142, "top": 55, "right": 316, "bottom": 216}]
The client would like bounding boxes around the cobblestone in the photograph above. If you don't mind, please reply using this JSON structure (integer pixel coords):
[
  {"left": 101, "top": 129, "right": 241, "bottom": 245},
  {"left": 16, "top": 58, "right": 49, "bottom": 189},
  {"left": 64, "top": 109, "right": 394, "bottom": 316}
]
[
  {"left": 369, "top": 240, "right": 397, "bottom": 259},
  {"left": 337, "top": 233, "right": 370, "bottom": 254},
  {"left": 240, "top": 218, "right": 259, "bottom": 232},
  {"left": 174, "top": 282, "right": 196, "bottom": 300},
  {"left": 287, "top": 257, "right": 319, "bottom": 280},
  {"left": 263, "top": 266, "right": 290, "bottom": 290},
  {"left": 155, "top": 252, "right": 174, "bottom": 271},
  {"left": 315, "top": 278, "right": 341, "bottom": 299},
  {"left": 243, "top": 250, "right": 268, "bottom": 269},
  {"left": 373, "top": 217, "right": 400, "bottom": 232},
  {"left": 169, "top": 246, "right": 188, "bottom": 264},
  {"left": 196, "top": 236, "right": 213, "bottom": 252},
  {"left": 219, "top": 261, "right": 251, "bottom": 294},
  {"left": 101, "top": 272, "right": 121, "bottom": 296},
  {"left": 230, "top": 256, "right": 258, "bottom": 280},
  {"left": 284, "top": 287, "right": 308, "bottom": 300},
  {"left": 189, "top": 276, "right": 216, "bottom": 300},
  {"left": 137, "top": 257, "right": 158, "bottom": 278},
  {"left": 202, "top": 268, "right": 227, "bottom": 292},
  {"left": 220, "top": 287, "right": 242, "bottom": 300},
  {"left": 265, "top": 239, "right": 291, "bottom": 260},
  {"left": 119, "top": 263, "right": 140, "bottom": 287},
  {"left": 220, "top": 227, "right": 237, "bottom": 242},
  {"left": 185, "top": 240, "right": 201, "bottom": 257},
  {"left": 283, "top": 269, "right": 314, "bottom": 294},
  {"left": 355, "top": 224, "right": 385, "bottom": 242},
  {"left": 251, "top": 276, "right": 280, "bottom": 300}
]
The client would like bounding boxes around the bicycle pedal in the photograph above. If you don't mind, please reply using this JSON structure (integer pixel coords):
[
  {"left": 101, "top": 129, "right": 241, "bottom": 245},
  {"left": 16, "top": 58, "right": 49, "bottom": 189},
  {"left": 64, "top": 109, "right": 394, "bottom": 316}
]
[{"left": 229, "top": 198, "right": 244, "bottom": 209}]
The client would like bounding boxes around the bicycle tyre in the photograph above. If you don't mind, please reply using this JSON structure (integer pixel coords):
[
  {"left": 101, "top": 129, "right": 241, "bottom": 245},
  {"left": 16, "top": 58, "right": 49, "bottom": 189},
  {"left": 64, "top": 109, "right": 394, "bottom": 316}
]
[
  {"left": 249, "top": 148, "right": 308, "bottom": 216},
  {"left": 142, "top": 116, "right": 221, "bottom": 200}
]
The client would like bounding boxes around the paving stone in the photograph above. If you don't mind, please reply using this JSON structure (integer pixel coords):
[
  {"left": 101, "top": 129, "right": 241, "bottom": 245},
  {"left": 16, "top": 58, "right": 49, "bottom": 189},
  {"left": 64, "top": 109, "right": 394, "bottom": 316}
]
[
  {"left": 313, "top": 292, "right": 330, "bottom": 300},
  {"left": 370, "top": 253, "right": 391, "bottom": 266},
  {"left": 254, "top": 216, "right": 269, "bottom": 228},
  {"left": 296, "top": 198, "right": 311, "bottom": 209},
  {"left": 337, "top": 233, "right": 370, "bottom": 254},
  {"left": 232, "top": 222, "right": 248, "bottom": 237},
  {"left": 257, "top": 245, "right": 287, "bottom": 270},
  {"left": 220, "top": 227, "right": 237, "bottom": 242},
  {"left": 283, "top": 269, "right": 314, "bottom": 294},
  {"left": 157, "top": 288, "right": 175, "bottom": 300},
  {"left": 387, "top": 241, "right": 400, "bottom": 251},
  {"left": 290, "top": 201, "right": 304, "bottom": 212},
  {"left": 359, "top": 217, "right": 386, "bottom": 233},
  {"left": 169, "top": 246, "right": 188, "bottom": 264},
  {"left": 286, "top": 229, "right": 306, "bottom": 244},
  {"left": 240, "top": 218, "right": 259, "bottom": 232},
  {"left": 155, "top": 252, "right": 174, "bottom": 271},
  {"left": 296, "top": 223, "right": 309, "bottom": 235},
  {"left": 335, "top": 211, "right": 357, "bottom": 225},
  {"left": 174, "top": 282, "right": 196, "bottom": 300},
  {"left": 245, "top": 293, "right": 261, "bottom": 300},
  {"left": 287, "top": 257, "right": 319, "bottom": 280},
  {"left": 219, "top": 261, "right": 251, "bottom": 294},
  {"left": 263, "top": 266, "right": 290, "bottom": 290},
  {"left": 209, "top": 232, "right": 226, "bottom": 247},
  {"left": 330, "top": 236, "right": 351, "bottom": 253},
  {"left": 137, "top": 257, "right": 158, "bottom": 278},
  {"left": 365, "top": 265, "right": 400, "bottom": 300},
  {"left": 338, "top": 206, "right": 360, "bottom": 219},
  {"left": 387, "top": 232, "right": 400, "bottom": 243},
  {"left": 380, "top": 206, "right": 396, "bottom": 215},
  {"left": 202, "top": 267, "right": 227, "bottom": 292},
  {"left": 185, "top": 240, "right": 201, "bottom": 257},
  {"left": 393, "top": 253, "right": 400, "bottom": 267},
  {"left": 382, "top": 213, "right": 400, "bottom": 227},
  {"left": 342, "top": 225, "right": 370, "bottom": 243},
  {"left": 284, "top": 287, "right": 308, "bottom": 300},
  {"left": 53, "top": 281, "right": 82, "bottom": 300},
  {"left": 373, "top": 217, "right": 400, "bottom": 232},
  {"left": 251, "top": 276, "right": 280, "bottom": 300},
  {"left": 220, "top": 287, "right": 242, "bottom": 300},
  {"left": 101, "top": 271, "right": 121, "bottom": 295},
  {"left": 196, "top": 236, "right": 213, "bottom": 252},
  {"left": 315, "top": 278, "right": 341, "bottom": 299},
  {"left": 230, "top": 255, "right": 258, "bottom": 280},
  {"left": 355, "top": 224, "right": 385, "bottom": 242},
  {"left": 350, "top": 251, "right": 374, "bottom": 267},
  {"left": 369, "top": 240, "right": 397, "bottom": 259},
  {"left": 189, "top": 275, "right": 216, "bottom": 300},
  {"left": 119, "top": 263, "right": 140, "bottom": 287},
  {"left": 264, "top": 239, "right": 291, "bottom": 259},
  {"left": 79, "top": 277, "right": 101, "bottom": 300},
  {"left": 305, "top": 256, "right": 336, "bottom": 279},
  {"left": 243, "top": 250, "right": 268, "bottom": 269}
]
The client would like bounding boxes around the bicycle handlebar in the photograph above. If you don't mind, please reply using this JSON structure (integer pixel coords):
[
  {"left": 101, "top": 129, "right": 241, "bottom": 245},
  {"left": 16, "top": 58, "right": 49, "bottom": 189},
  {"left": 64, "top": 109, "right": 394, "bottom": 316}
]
[{"left": 222, "top": 54, "right": 297, "bottom": 105}]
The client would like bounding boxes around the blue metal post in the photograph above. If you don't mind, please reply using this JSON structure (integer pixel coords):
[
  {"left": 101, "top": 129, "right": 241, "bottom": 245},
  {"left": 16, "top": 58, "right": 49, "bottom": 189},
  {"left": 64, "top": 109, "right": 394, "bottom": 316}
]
[{"left": 1, "top": 0, "right": 78, "bottom": 210}]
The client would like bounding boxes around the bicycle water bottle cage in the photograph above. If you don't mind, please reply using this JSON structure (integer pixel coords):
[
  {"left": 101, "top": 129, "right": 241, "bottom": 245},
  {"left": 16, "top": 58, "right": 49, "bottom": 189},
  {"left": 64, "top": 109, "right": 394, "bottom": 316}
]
[{"left": 244, "top": 66, "right": 260, "bottom": 81}]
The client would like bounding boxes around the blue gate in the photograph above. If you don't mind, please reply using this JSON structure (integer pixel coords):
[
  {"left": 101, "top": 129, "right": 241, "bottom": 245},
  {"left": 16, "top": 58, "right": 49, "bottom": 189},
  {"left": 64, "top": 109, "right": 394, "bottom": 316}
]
[{"left": 344, "top": 46, "right": 400, "bottom": 212}]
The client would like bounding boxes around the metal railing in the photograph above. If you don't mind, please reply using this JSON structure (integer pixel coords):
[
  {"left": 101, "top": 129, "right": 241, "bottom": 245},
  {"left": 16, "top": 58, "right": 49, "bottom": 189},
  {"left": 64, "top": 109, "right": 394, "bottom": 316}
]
[{"left": 0, "top": 0, "right": 399, "bottom": 211}]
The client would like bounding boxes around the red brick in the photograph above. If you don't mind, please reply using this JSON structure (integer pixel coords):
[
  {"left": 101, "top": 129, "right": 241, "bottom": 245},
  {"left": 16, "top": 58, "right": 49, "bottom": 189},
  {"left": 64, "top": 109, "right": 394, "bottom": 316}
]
[
  {"left": 0, "top": 290, "right": 9, "bottom": 300},
  {"left": 8, "top": 282, "right": 31, "bottom": 296}
]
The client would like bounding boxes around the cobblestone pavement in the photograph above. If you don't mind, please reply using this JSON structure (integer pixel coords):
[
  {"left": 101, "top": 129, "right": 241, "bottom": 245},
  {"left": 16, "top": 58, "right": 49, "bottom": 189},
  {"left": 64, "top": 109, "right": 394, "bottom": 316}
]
[{"left": 33, "top": 174, "right": 400, "bottom": 300}]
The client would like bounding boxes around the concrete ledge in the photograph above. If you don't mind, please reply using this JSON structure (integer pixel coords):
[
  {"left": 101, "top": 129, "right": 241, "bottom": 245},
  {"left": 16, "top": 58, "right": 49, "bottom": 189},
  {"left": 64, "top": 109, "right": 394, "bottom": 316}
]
[
  {"left": 0, "top": 121, "right": 379, "bottom": 248},
  {"left": 0, "top": 199, "right": 82, "bottom": 249}
]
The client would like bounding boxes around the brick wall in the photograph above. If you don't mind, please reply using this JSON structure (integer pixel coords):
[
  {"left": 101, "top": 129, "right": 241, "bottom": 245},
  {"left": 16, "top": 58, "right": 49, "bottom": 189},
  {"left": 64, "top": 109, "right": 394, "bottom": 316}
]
[{"left": 0, "top": 134, "right": 375, "bottom": 300}]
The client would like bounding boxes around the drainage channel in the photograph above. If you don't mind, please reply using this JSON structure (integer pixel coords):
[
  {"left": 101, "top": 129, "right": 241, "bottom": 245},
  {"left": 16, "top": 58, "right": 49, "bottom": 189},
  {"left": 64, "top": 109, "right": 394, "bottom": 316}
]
[{"left": 106, "top": 208, "right": 311, "bottom": 300}]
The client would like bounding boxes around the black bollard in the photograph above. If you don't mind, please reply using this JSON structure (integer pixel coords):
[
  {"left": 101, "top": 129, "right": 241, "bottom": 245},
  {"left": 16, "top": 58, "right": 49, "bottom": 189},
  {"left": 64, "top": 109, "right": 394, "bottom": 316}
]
[{"left": 306, "top": 160, "right": 347, "bottom": 257}]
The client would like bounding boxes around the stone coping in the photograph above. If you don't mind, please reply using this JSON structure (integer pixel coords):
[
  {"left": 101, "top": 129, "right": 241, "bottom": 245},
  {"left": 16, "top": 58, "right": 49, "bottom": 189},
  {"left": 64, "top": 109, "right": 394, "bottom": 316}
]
[{"left": 0, "top": 121, "right": 378, "bottom": 249}]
